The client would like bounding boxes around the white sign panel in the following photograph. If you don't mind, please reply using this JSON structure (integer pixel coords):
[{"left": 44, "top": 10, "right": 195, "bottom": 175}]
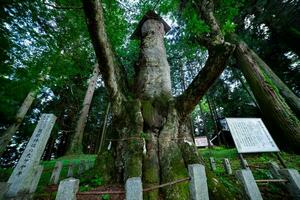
[
  {"left": 225, "top": 118, "right": 279, "bottom": 153},
  {"left": 195, "top": 136, "right": 209, "bottom": 147}
]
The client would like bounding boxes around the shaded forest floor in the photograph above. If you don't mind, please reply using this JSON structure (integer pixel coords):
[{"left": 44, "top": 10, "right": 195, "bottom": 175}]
[
  {"left": 200, "top": 146, "right": 300, "bottom": 199},
  {"left": 0, "top": 148, "right": 299, "bottom": 199}
]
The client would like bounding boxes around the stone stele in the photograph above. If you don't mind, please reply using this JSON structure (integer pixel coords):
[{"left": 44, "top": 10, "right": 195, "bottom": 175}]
[{"left": 5, "top": 114, "right": 57, "bottom": 197}]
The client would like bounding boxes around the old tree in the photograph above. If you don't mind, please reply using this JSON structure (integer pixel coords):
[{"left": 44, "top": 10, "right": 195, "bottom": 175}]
[
  {"left": 81, "top": 0, "right": 236, "bottom": 199},
  {"left": 81, "top": 0, "right": 300, "bottom": 199}
]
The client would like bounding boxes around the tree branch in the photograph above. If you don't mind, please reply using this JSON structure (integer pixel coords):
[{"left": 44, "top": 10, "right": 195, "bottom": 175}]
[
  {"left": 176, "top": 0, "right": 235, "bottom": 116},
  {"left": 193, "top": 0, "right": 224, "bottom": 48},
  {"left": 82, "top": 0, "right": 128, "bottom": 102},
  {"left": 175, "top": 43, "right": 234, "bottom": 116}
]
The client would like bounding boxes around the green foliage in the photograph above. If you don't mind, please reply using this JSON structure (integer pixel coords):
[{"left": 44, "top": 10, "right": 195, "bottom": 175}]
[
  {"left": 102, "top": 194, "right": 111, "bottom": 200},
  {"left": 0, "top": 167, "right": 12, "bottom": 182},
  {"left": 182, "top": 3, "right": 210, "bottom": 36},
  {"left": 222, "top": 20, "right": 236, "bottom": 34},
  {"left": 140, "top": 131, "right": 147, "bottom": 139},
  {"left": 215, "top": 0, "right": 244, "bottom": 34},
  {"left": 80, "top": 175, "right": 104, "bottom": 191},
  {"left": 158, "top": 0, "right": 180, "bottom": 15}
]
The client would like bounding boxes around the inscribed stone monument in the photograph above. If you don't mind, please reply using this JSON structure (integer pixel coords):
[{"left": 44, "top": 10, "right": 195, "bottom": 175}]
[{"left": 6, "top": 114, "right": 56, "bottom": 197}]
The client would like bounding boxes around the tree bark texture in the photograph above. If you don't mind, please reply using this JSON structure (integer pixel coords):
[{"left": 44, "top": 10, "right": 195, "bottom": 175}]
[
  {"left": 232, "top": 37, "right": 300, "bottom": 153},
  {"left": 67, "top": 64, "right": 99, "bottom": 154},
  {"left": 82, "top": 0, "right": 127, "bottom": 117},
  {"left": 0, "top": 89, "right": 38, "bottom": 156},
  {"left": 238, "top": 41, "right": 300, "bottom": 118}
]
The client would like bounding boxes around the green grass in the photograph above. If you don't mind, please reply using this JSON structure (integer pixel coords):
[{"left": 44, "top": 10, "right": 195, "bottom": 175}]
[
  {"left": 1, "top": 149, "right": 299, "bottom": 199},
  {"left": 0, "top": 154, "right": 97, "bottom": 199},
  {"left": 199, "top": 146, "right": 300, "bottom": 199}
]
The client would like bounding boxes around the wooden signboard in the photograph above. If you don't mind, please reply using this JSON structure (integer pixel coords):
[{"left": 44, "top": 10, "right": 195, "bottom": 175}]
[
  {"left": 225, "top": 118, "right": 279, "bottom": 153},
  {"left": 195, "top": 136, "right": 209, "bottom": 147}
]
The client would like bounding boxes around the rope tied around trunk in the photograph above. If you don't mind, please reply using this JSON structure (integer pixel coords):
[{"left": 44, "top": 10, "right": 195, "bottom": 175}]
[
  {"left": 105, "top": 137, "right": 191, "bottom": 141},
  {"left": 76, "top": 177, "right": 190, "bottom": 195}
]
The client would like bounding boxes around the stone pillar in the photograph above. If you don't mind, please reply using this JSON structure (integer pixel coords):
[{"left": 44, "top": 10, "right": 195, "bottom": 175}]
[
  {"left": 5, "top": 114, "right": 56, "bottom": 197},
  {"left": 67, "top": 163, "right": 74, "bottom": 178},
  {"left": 279, "top": 169, "right": 300, "bottom": 199},
  {"left": 49, "top": 161, "right": 63, "bottom": 185},
  {"left": 125, "top": 177, "right": 143, "bottom": 200},
  {"left": 188, "top": 164, "right": 209, "bottom": 200},
  {"left": 78, "top": 160, "right": 85, "bottom": 175},
  {"left": 209, "top": 157, "right": 216, "bottom": 171},
  {"left": 268, "top": 162, "right": 281, "bottom": 178},
  {"left": 236, "top": 169, "right": 263, "bottom": 200},
  {"left": 55, "top": 178, "right": 79, "bottom": 200},
  {"left": 223, "top": 158, "right": 232, "bottom": 175}
]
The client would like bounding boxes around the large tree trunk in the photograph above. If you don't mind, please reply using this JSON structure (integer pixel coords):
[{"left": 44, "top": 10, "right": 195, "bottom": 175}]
[
  {"left": 240, "top": 42, "right": 300, "bottom": 118},
  {"left": 0, "top": 89, "right": 38, "bottom": 156},
  {"left": 67, "top": 64, "right": 99, "bottom": 154},
  {"left": 83, "top": 1, "right": 235, "bottom": 199},
  {"left": 231, "top": 36, "right": 300, "bottom": 153}
]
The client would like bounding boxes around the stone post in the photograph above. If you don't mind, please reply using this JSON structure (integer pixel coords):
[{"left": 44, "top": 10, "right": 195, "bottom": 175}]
[
  {"left": 55, "top": 178, "right": 79, "bottom": 200},
  {"left": 125, "top": 177, "right": 143, "bottom": 200},
  {"left": 5, "top": 114, "right": 56, "bottom": 197},
  {"left": 67, "top": 163, "right": 74, "bottom": 178},
  {"left": 223, "top": 158, "right": 232, "bottom": 175},
  {"left": 188, "top": 164, "right": 209, "bottom": 200},
  {"left": 49, "top": 161, "right": 63, "bottom": 185},
  {"left": 78, "top": 160, "right": 85, "bottom": 175},
  {"left": 236, "top": 169, "right": 263, "bottom": 200},
  {"left": 279, "top": 169, "right": 300, "bottom": 199},
  {"left": 268, "top": 162, "right": 281, "bottom": 178},
  {"left": 209, "top": 157, "right": 216, "bottom": 171}
]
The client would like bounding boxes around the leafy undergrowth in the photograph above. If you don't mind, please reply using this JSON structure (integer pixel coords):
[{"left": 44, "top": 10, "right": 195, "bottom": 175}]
[
  {"left": 199, "top": 146, "right": 300, "bottom": 200},
  {"left": 36, "top": 154, "right": 97, "bottom": 197}
]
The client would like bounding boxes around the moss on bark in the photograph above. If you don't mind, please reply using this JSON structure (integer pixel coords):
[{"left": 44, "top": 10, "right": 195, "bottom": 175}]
[
  {"left": 93, "top": 151, "right": 116, "bottom": 183},
  {"left": 160, "top": 144, "right": 190, "bottom": 200}
]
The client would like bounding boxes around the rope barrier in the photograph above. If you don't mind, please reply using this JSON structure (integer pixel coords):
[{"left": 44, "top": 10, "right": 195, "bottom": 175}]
[
  {"left": 77, "top": 190, "right": 125, "bottom": 195},
  {"left": 76, "top": 177, "right": 190, "bottom": 195},
  {"left": 106, "top": 137, "right": 190, "bottom": 141},
  {"left": 255, "top": 179, "right": 288, "bottom": 183},
  {"left": 143, "top": 177, "right": 190, "bottom": 192}
]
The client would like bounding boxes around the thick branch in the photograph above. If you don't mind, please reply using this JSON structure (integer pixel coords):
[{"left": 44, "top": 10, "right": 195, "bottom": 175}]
[
  {"left": 82, "top": 0, "right": 127, "bottom": 102},
  {"left": 175, "top": 43, "right": 234, "bottom": 116},
  {"left": 193, "top": 0, "right": 224, "bottom": 48}
]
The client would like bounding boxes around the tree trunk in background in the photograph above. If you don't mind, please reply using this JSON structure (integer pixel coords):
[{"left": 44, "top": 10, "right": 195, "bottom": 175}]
[
  {"left": 0, "top": 89, "right": 38, "bottom": 156},
  {"left": 97, "top": 102, "right": 110, "bottom": 153},
  {"left": 43, "top": 134, "right": 55, "bottom": 161},
  {"left": 67, "top": 64, "right": 99, "bottom": 155},
  {"left": 244, "top": 44, "right": 300, "bottom": 118},
  {"left": 231, "top": 36, "right": 300, "bottom": 153}
]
